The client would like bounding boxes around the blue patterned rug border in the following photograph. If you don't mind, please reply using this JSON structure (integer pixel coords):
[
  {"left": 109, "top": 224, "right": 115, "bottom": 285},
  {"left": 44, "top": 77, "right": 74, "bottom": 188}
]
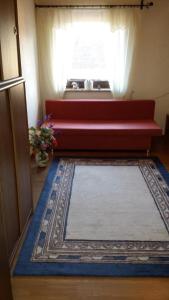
[{"left": 14, "top": 157, "right": 169, "bottom": 276}]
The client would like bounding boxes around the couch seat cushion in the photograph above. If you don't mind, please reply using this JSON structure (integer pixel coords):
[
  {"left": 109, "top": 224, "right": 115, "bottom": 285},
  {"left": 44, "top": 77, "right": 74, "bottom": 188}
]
[{"left": 43, "top": 119, "right": 162, "bottom": 136}]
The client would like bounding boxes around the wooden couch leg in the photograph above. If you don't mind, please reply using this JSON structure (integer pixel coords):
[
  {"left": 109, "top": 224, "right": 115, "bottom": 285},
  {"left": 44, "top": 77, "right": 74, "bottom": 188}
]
[{"left": 147, "top": 149, "right": 150, "bottom": 157}]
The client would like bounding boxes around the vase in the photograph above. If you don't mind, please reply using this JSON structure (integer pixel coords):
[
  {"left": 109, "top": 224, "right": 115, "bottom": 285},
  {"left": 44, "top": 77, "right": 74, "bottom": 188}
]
[{"left": 35, "top": 151, "right": 49, "bottom": 167}]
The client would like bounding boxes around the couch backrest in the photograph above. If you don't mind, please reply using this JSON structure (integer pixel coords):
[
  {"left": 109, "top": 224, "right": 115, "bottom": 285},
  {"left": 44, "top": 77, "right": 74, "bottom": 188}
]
[{"left": 45, "top": 99, "right": 155, "bottom": 120}]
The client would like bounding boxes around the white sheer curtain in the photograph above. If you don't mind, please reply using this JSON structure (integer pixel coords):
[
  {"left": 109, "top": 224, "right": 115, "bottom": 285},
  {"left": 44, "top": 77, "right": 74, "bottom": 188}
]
[
  {"left": 36, "top": 8, "right": 138, "bottom": 101},
  {"left": 105, "top": 9, "right": 137, "bottom": 97},
  {"left": 36, "top": 8, "right": 73, "bottom": 101}
]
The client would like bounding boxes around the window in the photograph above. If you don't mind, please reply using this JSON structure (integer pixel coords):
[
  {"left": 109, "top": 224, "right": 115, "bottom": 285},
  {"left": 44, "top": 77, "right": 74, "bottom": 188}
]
[
  {"left": 62, "top": 22, "right": 127, "bottom": 90},
  {"left": 69, "top": 22, "right": 111, "bottom": 81},
  {"left": 54, "top": 21, "right": 125, "bottom": 89},
  {"left": 47, "top": 9, "right": 136, "bottom": 97}
]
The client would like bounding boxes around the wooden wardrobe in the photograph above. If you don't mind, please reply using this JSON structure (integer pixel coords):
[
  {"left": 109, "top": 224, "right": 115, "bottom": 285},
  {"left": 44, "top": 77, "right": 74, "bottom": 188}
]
[
  {"left": 0, "top": 0, "right": 32, "bottom": 265},
  {"left": 0, "top": 186, "right": 14, "bottom": 300}
]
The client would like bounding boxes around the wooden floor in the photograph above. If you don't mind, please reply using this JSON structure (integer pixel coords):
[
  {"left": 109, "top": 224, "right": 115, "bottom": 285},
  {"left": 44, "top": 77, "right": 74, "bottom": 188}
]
[
  {"left": 12, "top": 138, "right": 169, "bottom": 300},
  {"left": 11, "top": 277, "right": 169, "bottom": 300}
]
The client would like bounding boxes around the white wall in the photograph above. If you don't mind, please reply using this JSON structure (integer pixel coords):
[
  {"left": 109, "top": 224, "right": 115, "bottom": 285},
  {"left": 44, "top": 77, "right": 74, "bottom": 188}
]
[
  {"left": 129, "top": 0, "right": 169, "bottom": 130},
  {"left": 17, "top": 0, "right": 41, "bottom": 127}
]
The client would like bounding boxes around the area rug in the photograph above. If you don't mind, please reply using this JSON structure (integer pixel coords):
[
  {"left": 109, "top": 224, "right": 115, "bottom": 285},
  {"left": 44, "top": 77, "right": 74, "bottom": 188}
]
[{"left": 14, "top": 157, "right": 169, "bottom": 276}]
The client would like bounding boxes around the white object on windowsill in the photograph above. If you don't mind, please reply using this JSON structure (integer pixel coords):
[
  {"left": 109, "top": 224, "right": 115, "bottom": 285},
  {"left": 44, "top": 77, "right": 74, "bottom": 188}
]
[
  {"left": 72, "top": 82, "right": 79, "bottom": 89},
  {"left": 84, "top": 79, "right": 93, "bottom": 90}
]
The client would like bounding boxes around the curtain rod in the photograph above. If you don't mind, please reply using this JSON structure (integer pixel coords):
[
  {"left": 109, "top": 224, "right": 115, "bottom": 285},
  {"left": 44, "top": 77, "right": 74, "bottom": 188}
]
[{"left": 35, "top": 2, "right": 154, "bottom": 10}]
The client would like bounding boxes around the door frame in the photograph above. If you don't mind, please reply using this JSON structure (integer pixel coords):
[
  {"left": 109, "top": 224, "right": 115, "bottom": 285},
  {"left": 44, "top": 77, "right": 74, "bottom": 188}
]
[{"left": 0, "top": 184, "right": 14, "bottom": 300}]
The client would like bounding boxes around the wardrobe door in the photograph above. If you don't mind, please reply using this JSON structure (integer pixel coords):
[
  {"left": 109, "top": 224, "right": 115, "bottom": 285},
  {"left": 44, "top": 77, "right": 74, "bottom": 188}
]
[
  {"left": 0, "top": 0, "right": 19, "bottom": 80},
  {"left": 0, "top": 90, "right": 20, "bottom": 258},
  {"left": 9, "top": 83, "right": 32, "bottom": 231}
]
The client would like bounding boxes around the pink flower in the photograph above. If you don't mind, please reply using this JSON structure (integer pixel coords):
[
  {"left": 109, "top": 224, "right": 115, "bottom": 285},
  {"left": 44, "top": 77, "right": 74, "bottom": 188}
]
[
  {"left": 52, "top": 139, "right": 58, "bottom": 148},
  {"left": 41, "top": 144, "right": 48, "bottom": 150}
]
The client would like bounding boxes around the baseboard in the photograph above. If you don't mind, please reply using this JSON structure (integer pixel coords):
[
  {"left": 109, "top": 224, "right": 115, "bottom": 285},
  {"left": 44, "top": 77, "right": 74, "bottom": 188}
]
[{"left": 10, "top": 209, "right": 33, "bottom": 274}]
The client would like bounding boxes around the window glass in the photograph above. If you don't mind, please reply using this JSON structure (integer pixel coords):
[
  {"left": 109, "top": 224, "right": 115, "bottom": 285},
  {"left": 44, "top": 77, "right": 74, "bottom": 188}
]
[{"left": 69, "top": 22, "right": 110, "bottom": 80}]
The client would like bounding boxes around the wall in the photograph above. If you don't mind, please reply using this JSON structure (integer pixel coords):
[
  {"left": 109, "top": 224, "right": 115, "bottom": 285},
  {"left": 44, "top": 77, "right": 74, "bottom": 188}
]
[
  {"left": 17, "top": 0, "right": 41, "bottom": 127},
  {"left": 129, "top": 0, "right": 169, "bottom": 131}
]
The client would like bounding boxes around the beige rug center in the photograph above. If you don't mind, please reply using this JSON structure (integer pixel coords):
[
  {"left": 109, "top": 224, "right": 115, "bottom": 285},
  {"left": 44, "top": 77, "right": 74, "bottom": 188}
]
[{"left": 65, "top": 165, "right": 169, "bottom": 241}]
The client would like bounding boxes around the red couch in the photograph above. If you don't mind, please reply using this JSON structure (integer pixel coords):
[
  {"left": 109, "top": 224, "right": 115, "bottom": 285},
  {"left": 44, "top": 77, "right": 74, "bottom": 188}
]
[{"left": 44, "top": 99, "right": 162, "bottom": 151}]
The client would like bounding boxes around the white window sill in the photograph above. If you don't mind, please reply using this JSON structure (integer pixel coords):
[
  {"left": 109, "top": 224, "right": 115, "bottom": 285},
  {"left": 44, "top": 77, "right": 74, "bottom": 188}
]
[{"left": 65, "top": 88, "right": 111, "bottom": 92}]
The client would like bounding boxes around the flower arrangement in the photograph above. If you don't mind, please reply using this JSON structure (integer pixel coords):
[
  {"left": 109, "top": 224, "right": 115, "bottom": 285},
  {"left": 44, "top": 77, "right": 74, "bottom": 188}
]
[{"left": 29, "top": 115, "right": 57, "bottom": 166}]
